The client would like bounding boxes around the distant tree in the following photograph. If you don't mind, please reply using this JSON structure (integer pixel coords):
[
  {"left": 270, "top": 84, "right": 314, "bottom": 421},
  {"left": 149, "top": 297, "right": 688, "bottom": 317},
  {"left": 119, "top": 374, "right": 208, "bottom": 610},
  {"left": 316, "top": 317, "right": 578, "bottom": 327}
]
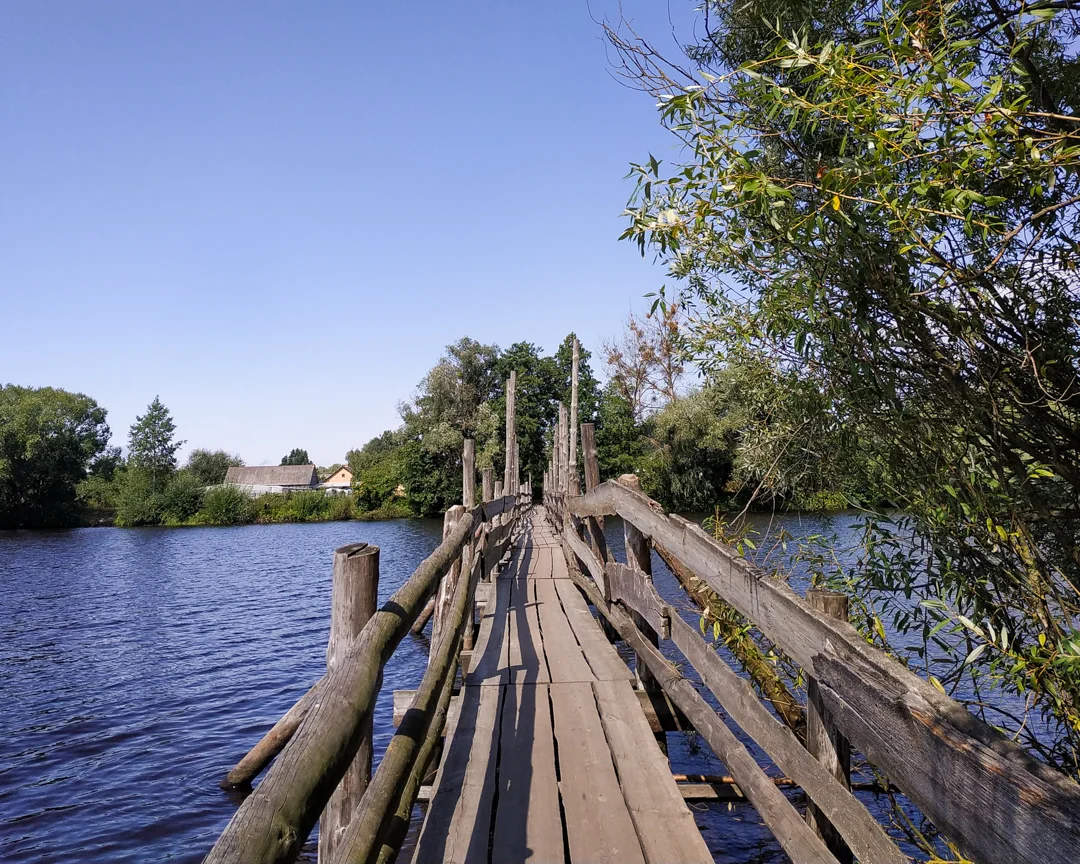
[
  {"left": 128, "top": 397, "right": 183, "bottom": 493},
  {"left": 594, "top": 383, "right": 644, "bottom": 481},
  {"left": 602, "top": 305, "right": 685, "bottom": 421},
  {"left": 280, "top": 448, "right": 311, "bottom": 466},
  {"left": 552, "top": 333, "right": 602, "bottom": 424},
  {"left": 0, "top": 385, "right": 112, "bottom": 527},
  {"left": 186, "top": 448, "right": 243, "bottom": 485},
  {"left": 494, "top": 342, "right": 560, "bottom": 487}
]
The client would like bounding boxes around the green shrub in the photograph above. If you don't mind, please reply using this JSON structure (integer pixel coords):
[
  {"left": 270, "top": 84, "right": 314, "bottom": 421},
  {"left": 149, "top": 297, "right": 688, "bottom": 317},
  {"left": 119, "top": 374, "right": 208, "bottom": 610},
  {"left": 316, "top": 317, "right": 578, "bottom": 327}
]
[
  {"left": 76, "top": 473, "right": 121, "bottom": 510},
  {"left": 115, "top": 470, "right": 165, "bottom": 526},
  {"left": 326, "top": 493, "right": 355, "bottom": 521},
  {"left": 162, "top": 470, "right": 205, "bottom": 523},
  {"left": 197, "top": 485, "right": 256, "bottom": 525},
  {"left": 289, "top": 489, "right": 330, "bottom": 521}
]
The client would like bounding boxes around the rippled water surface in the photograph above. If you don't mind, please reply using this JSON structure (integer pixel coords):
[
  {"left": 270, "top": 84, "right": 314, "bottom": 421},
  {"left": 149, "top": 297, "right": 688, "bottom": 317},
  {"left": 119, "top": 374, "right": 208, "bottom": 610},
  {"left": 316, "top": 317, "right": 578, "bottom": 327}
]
[
  {"left": 0, "top": 520, "right": 445, "bottom": 863},
  {"left": 2, "top": 513, "right": 920, "bottom": 863}
]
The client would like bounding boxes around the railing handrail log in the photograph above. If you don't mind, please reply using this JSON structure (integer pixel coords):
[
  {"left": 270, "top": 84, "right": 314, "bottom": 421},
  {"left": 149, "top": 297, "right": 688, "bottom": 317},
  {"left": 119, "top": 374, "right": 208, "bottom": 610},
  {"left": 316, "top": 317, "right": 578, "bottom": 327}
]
[
  {"left": 204, "top": 506, "right": 482, "bottom": 864},
  {"left": 567, "top": 480, "right": 1080, "bottom": 864},
  {"left": 330, "top": 508, "right": 479, "bottom": 864}
]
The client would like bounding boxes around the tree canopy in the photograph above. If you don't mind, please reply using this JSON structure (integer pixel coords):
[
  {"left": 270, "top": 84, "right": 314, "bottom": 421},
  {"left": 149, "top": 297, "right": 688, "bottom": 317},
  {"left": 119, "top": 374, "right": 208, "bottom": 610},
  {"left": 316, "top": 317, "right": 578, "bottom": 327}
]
[
  {"left": 0, "top": 385, "right": 111, "bottom": 528},
  {"left": 608, "top": 0, "right": 1080, "bottom": 774},
  {"left": 281, "top": 448, "right": 311, "bottom": 466}
]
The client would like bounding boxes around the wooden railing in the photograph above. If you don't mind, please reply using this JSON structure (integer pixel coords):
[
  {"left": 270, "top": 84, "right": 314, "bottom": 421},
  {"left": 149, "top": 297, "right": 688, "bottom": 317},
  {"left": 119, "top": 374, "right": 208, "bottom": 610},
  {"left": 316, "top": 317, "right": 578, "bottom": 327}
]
[
  {"left": 205, "top": 480, "right": 530, "bottom": 864},
  {"left": 544, "top": 465, "right": 1080, "bottom": 864}
]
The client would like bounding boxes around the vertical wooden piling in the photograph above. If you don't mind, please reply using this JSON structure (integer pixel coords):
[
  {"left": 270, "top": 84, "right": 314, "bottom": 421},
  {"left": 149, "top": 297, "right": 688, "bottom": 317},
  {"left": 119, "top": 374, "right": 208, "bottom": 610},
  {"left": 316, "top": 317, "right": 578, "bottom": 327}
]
[
  {"left": 805, "top": 587, "right": 853, "bottom": 864},
  {"left": 462, "top": 442, "right": 477, "bottom": 650},
  {"left": 569, "top": 337, "right": 580, "bottom": 495},
  {"left": 463, "top": 439, "right": 475, "bottom": 508},
  {"left": 505, "top": 370, "right": 517, "bottom": 491},
  {"left": 431, "top": 506, "right": 467, "bottom": 654},
  {"left": 481, "top": 467, "right": 494, "bottom": 504},
  {"left": 616, "top": 475, "right": 659, "bottom": 691},
  {"left": 557, "top": 403, "right": 568, "bottom": 497},
  {"left": 318, "top": 543, "right": 380, "bottom": 864}
]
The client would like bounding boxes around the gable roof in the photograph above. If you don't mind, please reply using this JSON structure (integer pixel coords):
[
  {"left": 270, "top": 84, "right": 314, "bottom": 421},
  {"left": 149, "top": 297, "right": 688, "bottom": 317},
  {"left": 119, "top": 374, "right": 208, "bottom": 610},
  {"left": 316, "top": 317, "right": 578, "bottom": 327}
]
[
  {"left": 323, "top": 466, "right": 353, "bottom": 484},
  {"left": 224, "top": 465, "right": 318, "bottom": 487}
]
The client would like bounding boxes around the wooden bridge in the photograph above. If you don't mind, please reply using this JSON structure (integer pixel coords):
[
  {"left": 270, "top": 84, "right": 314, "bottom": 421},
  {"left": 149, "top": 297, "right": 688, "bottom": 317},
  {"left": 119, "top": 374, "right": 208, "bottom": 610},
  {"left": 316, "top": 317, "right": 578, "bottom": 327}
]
[{"left": 204, "top": 352, "right": 1080, "bottom": 864}]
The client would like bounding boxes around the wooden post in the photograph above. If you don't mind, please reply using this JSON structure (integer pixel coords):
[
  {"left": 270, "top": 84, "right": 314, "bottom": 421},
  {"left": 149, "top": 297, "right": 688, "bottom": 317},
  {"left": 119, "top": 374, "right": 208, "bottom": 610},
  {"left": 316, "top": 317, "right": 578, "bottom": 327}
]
[
  {"left": 561, "top": 403, "right": 570, "bottom": 492},
  {"left": 514, "top": 439, "right": 521, "bottom": 492},
  {"left": 805, "top": 587, "right": 853, "bottom": 864},
  {"left": 318, "top": 543, "right": 380, "bottom": 863},
  {"left": 505, "top": 371, "right": 517, "bottom": 491},
  {"left": 481, "top": 467, "right": 494, "bottom": 503},
  {"left": 462, "top": 439, "right": 475, "bottom": 508},
  {"left": 580, "top": 423, "right": 616, "bottom": 640},
  {"left": 431, "top": 506, "right": 467, "bottom": 653},
  {"left": 616, "top": 475, "right": 659, "bottom": 692},
  {"left": 494, "top": 479, "right": 503, "bottom": 499},
  {"left": 580, "top": 422, "right": 601, "bottom": 493},
  {"left": 569, "top": 336, "right": 580, "bottom": 496}
]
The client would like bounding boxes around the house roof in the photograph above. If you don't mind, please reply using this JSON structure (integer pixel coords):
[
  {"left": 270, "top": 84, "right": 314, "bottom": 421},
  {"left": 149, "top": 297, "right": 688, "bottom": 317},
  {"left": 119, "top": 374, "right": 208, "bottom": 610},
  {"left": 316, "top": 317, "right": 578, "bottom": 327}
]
[
  {"left": 323, "top": 466, "right": 353, "bottom": 485},
  {"left": 224, "top": 465, "right": 318, "bottom": 487}
]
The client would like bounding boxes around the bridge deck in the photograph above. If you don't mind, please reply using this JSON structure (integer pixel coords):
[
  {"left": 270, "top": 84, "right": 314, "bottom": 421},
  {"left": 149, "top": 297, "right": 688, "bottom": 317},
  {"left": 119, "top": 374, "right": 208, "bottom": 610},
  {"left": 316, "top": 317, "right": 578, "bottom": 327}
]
[{"left": 413, "top": 510, "right": 713, "bottom": 864}]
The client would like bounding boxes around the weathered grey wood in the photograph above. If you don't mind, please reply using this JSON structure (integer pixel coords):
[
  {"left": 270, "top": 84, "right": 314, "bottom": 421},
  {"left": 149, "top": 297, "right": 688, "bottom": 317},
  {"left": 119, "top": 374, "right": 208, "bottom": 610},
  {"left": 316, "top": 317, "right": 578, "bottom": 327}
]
[
  {"left": 593, "top": 678, "right": 713, "bottom": 864},
  {"left": 568, "top": 336, "right": 580, "bottom": 496},
  {"left": 465, "top": 567, "right": 511, "bottom": 686},
  {"left": 534, "top": 576, "right": 594, "bottom": 682},
  {"left": 508, "top": 567, "right": 550, "bottom": 684},
  {"left": 553, "top": 573, "right": 634, "bottom": 683},
  {"left": 492, "top": 683, "right": 564, "bottom": 862},
  {"left": 563, "top": 565, "right": 839, "bottom": 864},
  {"left": 393, "top": 689, "right": 460, "bottom": 729},
  {"left": 204, "top": 508, "right": 479, "bottom": 864},
  {"left": 431, "top": 506, "right": 467, "bottom": 654},
  {"left": 564, "top": 520, "right": 608, "bottom": 596},
  {"left": 318, "top": 544, "right": 380, "bottom": 864},
  {"left": 462, "top": 439, "right": 475, "bottom": 507},
  {"left": 480, "top": 494, "right": 515, "bottom": 521},
  {"left": 332, "top": 529, "right": 474, "bottom": 864},
  {"left": 481, "top": 467, "right": 493, "bottom": 503},
  {"left": 615, "top": 475, "right": 658, "bottom": 692},
  {"left": 368, "top": 669, "right": 455, "bottom": 864},
  {"left": 505, "top": 370, "right": 516, "bottom": 490},
  {"left": 806, "top": 588, "right": 853, "bottom": 864},
  {"left": 557, "top": 402, "right": 568, "bottom": 496},
  {"left": 655, "top": 523, "right": 804, "bottom": 734},
  {"left": 580, "top": 422, "right": 601, "bottom": 493},
  {"left": 410, "top": 596, "right": 435, "bottom": 635},
  {"left": 606, "top": 562, "right": 668, "bottom": 636},
  {"left": 567, "top": 480, "right": 1080, "bottom": 864},
  {"left": 412, "top": 684, "right": 503, "bottom": 863},
  {"left": 549, "top": 681, "right": 648, "bottom": 864},
  {"left": 220, "top": 679, "right": 323, "bottom": 789},
  {"left": 668, "top": 613, "right": 905, "bottom": 864}
]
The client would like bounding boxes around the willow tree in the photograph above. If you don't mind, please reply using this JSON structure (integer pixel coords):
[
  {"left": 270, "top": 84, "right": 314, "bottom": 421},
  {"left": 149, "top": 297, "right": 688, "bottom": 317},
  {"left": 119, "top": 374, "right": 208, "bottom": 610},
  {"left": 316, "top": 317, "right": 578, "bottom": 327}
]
[{"left": 608, "top": 0, "right": 1080, "bottom": 774}]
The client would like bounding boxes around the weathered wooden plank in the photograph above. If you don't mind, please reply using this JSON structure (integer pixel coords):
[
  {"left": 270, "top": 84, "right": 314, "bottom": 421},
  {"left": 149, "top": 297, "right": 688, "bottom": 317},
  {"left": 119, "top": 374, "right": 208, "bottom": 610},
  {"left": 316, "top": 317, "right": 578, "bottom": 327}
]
[
  {"left": 412, "top": 684, "right": 503, "bottom": 864},
  {"left": 205, "top": 509, "right": 479, "bottom": 864},
  {"left": 492, "top": 683, "right": 565, "bottom": 862},
  {"left": 508, "top": 567, "right": 550, "bottom": 684},
  {"left": 568, "top": 480, "right": 1080, "bottom": 864},
  {"left": 534, "top": 577, "right": 594, "bottom": 683},
  {"left": 607, "top": 562, "right": 668, "bottom": 636},
  {"left": 564, "top": 521, "right": 608, "bottom": 594},
  {"left": 668, "top": 612, "right": 906, "bottom": 864},
  {"left": 549, "top": 681, "right": 647, "bottom": 864},
  {"left": 593, "top": 678, "right": 713, "bottom": 864},
  {"left": 553, "top": 576, "right": 634, "bottom": 683},
  {"left": 563, "top": 563, "right": 839, "bottom": 864},
  {"left": 465, "top": 568, "right": 511, "bottom": 686}
]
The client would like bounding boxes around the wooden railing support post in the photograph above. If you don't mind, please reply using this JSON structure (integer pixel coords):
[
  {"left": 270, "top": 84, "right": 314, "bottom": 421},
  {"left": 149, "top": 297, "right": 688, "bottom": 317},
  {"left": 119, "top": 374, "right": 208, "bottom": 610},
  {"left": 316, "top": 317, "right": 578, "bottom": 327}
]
[
  {"left": 432, "top": 506, "right": 467, "bottom": 653},
  {"left": 481, "top": 467, "right": 493, "bottom": 504},
  {"left": 317, "top": 543, "right": 380, "bottom": 863},
  {"left": 615, "top": 475, "right": 659, "bottom": 691},
  {"left": 568, "top": 337, "right": 580, "bottom": 496},
  {"left": 463, "top": 439, "right": 475, "bottom": 507},
  {"left": 805, "top": 587, "right": 853, "bottom": 864}
]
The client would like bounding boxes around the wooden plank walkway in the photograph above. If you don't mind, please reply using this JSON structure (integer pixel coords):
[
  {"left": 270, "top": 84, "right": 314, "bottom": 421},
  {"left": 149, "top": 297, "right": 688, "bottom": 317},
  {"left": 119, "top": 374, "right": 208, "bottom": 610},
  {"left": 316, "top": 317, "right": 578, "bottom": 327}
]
[{"left": 413, "top": 509, "right": 713, "bottom": 864}]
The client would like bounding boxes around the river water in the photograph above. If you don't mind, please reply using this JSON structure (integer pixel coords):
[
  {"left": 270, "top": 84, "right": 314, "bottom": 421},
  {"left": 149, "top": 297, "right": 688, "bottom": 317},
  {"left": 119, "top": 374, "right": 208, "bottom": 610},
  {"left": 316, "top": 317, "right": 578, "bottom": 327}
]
[{"left": 1, "top": 513, "right": 920, "bottom": 863}]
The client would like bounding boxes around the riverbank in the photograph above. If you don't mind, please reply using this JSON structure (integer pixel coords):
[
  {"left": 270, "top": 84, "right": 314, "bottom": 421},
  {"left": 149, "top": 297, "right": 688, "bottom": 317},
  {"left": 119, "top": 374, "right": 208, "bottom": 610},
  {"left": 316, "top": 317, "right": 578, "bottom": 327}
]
[{"left": 75, "top": 490, "right": 413, "bottom": 529}]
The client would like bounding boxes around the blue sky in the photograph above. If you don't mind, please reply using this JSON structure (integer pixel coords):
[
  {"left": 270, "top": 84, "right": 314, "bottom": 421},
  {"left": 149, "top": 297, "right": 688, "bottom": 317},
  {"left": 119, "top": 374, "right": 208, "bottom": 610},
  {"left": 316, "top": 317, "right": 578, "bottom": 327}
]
[{"left": 0, "top": 2, "right": 690, "bottom": 466}]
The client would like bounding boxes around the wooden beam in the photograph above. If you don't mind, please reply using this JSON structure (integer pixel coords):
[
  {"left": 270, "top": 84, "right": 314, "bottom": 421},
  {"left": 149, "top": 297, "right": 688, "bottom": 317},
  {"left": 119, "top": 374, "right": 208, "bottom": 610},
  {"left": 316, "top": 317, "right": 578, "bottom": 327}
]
[
  {"left": 567, "top": 480, "right": 1080, "bottom": 864},
  {"left": 204, "top": 510, "right": 479, "bottom": 864},
  {"left": 462, "top": 439, "right": 475, "bottom": 508},
  {"left": 563, "top": 564, "right": 840, "bottom": 864},
  {"left": 615, "top": 475, "right": 658, "bottom": 691},
  {"left": 568, "top": 337, "right": 580, "bottom": 496},
  {"left": 805, "top": 588, "right": 853, "bottom": 864},
  {"left": 318, "top": 544, "right": 380, "bottom": 863}
]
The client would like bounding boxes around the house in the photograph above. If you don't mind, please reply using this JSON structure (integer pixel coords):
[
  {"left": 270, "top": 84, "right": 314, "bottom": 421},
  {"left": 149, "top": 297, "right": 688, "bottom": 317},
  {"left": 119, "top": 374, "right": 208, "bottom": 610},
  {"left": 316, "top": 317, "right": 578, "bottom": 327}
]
[
  {"left": 224, "top": 464, "right": 319, "bottom": 496},
  {"left": 320, "top": 466, "right": 353, "bottom": 494}
]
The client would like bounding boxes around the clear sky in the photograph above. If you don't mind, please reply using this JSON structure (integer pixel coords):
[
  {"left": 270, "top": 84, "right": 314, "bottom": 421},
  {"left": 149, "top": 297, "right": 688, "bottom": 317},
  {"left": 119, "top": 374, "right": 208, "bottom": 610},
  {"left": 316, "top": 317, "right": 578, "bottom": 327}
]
[{"left": 0, "top": 2, "right": 688, "bottom": 466}]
